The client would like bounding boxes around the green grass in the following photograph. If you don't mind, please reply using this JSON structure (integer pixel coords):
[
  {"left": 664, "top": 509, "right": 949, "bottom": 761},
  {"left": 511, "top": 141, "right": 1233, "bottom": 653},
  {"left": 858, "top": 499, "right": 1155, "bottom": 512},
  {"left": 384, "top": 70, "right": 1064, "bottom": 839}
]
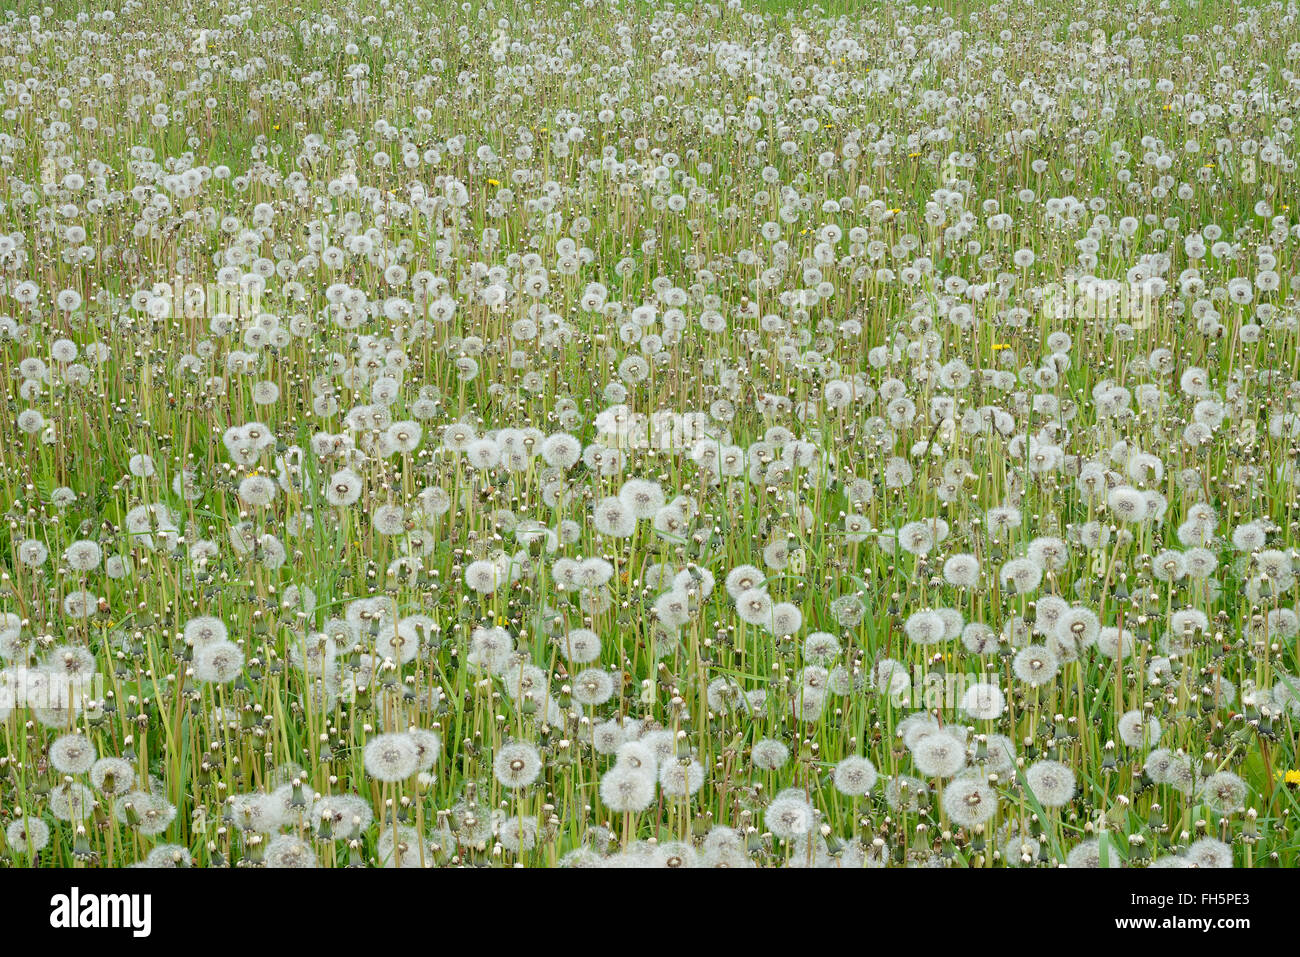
[{"left": 0, "top": 0, "right": 1296, "bottom": 869}]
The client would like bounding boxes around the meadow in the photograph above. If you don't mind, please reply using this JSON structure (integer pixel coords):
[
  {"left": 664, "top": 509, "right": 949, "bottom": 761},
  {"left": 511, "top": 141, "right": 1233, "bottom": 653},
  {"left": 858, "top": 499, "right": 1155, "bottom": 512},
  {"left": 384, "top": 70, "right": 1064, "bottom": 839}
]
[{"left": 0, "top": 0, "right": 1298, "bottom": 868}]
